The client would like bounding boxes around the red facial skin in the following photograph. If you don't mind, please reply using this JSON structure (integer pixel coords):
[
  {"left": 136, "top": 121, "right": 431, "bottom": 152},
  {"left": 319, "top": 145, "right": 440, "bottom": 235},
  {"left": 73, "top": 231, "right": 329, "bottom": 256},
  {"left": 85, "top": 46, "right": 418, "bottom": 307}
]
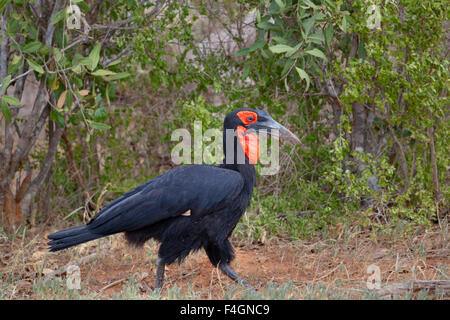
[{"left": 236, "top": 111, "right": 259, "bottom": 164}]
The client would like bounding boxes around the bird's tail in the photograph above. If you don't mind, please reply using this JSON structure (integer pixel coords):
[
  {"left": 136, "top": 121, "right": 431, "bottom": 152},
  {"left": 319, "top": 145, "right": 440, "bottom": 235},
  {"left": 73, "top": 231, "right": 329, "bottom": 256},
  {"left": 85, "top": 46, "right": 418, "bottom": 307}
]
[{"left": 47, "top": 225, "right": 101, "bottom": 252}]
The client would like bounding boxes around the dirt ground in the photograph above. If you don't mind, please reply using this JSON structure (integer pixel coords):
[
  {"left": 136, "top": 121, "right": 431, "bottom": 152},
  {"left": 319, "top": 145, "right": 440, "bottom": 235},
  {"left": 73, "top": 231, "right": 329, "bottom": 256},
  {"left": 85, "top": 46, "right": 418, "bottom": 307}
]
[{"left": 1, "top": 222, "right": 449, "bottom": 299}]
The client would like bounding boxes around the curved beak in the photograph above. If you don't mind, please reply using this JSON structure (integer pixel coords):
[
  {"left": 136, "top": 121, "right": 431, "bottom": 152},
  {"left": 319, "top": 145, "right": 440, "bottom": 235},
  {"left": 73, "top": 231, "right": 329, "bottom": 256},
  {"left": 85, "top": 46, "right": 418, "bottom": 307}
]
[{"left": 245, "top": 116, "right": 301, "bottom": 145}]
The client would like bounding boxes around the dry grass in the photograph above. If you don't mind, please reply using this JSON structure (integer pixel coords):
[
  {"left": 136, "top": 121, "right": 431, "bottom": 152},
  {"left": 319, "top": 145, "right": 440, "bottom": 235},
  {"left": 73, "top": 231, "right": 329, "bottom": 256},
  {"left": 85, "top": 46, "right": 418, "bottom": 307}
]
[{"left": 0, "top": 219, "right": 449, "bottom": 300}]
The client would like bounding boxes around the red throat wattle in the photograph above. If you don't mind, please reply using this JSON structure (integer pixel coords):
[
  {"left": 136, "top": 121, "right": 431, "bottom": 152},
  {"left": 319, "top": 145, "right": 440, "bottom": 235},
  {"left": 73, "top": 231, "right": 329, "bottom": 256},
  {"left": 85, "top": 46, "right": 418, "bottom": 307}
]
[{"left": 236, "top": 126, "right": 259, "bottom": 164}]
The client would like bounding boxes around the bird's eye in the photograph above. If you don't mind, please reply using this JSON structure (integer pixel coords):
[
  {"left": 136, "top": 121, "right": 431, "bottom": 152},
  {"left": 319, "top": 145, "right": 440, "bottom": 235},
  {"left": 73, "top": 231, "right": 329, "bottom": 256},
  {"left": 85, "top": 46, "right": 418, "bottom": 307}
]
[{"left": 247, "top": 116, "right": 254, "bottom": 122}]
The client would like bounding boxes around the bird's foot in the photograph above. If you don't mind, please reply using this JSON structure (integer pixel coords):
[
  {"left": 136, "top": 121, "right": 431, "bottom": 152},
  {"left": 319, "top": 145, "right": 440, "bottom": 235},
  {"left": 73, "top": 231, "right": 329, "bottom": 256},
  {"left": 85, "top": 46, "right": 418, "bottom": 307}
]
[
  {"left": 218, "top": 263, "right": 255, "bottom": 291},
  {"left": 154, "top": 257, "right": 165, "bottom": 291}
]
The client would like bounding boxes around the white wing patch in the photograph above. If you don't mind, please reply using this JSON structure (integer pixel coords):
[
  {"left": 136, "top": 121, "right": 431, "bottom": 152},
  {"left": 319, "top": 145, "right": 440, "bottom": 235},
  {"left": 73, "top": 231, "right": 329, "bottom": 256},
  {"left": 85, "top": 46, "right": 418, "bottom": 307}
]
[{"left": 181, "top": 209, "right": 191, "bottom": 216}]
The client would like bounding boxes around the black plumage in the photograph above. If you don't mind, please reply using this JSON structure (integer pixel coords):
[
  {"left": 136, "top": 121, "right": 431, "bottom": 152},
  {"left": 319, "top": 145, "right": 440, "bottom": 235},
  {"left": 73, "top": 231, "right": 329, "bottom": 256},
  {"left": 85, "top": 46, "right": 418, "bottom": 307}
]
[{"left": 48, "top": 108, "right": 300, "bottom": 288}]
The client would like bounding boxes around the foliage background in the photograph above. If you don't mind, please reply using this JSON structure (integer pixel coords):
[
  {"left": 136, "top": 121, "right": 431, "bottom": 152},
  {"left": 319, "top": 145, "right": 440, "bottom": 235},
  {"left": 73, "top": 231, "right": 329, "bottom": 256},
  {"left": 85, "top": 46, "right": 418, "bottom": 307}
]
[{"left": 0, "top": 0, "right": 448, "bottom": 243}]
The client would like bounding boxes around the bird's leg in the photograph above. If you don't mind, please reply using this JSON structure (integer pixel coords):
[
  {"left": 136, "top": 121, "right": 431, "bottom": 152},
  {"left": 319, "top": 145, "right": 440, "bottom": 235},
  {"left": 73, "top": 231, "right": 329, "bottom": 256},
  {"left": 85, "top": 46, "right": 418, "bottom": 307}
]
[
  {"left": 218, "top": 263, "right": 253, "bottom": 289},
  {"left": 155, "top": 257, "right": 165, "bottom": 290}
]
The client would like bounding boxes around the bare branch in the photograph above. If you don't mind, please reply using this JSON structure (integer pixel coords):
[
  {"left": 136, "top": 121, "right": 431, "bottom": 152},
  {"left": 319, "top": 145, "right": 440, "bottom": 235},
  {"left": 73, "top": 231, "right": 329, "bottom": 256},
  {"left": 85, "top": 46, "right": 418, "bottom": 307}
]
[
  {"left": 0, "top": 6, "right": 11, "bottom": 175},
  {"left": 387, "top": 123, "right": 410, "bottom": 193},
  {"left": 44, "top": 0, "right": 65, "bottom": 47},
  {"left": 429, "top": 120, "right": 442, "bottom": 202},
  {"left": 0, "top": 7, "right": 9, "bottom": 81},
  {"left": 101, "top": 44, "right": 132, "bottom": 68},
  {"left": 376, "top": 280, "right": 450, "bottom": 298}
]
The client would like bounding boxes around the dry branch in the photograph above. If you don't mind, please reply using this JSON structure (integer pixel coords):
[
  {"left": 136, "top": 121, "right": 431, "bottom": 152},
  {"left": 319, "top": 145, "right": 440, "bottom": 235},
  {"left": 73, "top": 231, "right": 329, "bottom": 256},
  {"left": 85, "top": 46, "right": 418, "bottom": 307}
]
[
  {"left": 99, "top": 278, "right": 127, "bottom": 292},
  {"left": 376, "top": 280, "right": 450, "bottom": 298},
  {"left": 277, "top": 210, "right": 316, "bottom": 219},
  {"left": 44, "top": 251, "right": 100, "bottom": 280},
  {"left": 387, "top": 123, "right": 410, "bottom": 193}
]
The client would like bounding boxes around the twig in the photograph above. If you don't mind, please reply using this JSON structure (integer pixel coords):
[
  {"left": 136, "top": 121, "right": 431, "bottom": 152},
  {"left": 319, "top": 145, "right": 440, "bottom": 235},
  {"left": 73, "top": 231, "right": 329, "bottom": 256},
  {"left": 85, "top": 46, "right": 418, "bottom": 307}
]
[
  {"left": 0, "top": 7, "right": 10, "bottom": 81},
  {"left": 101, "top": 45, "right": 132, "bottom": 68},
  {"left": 314, "top": 262, "right": 344, "bottom": 281},
  {"left": 277, "top": 210, "right": 316, "bottom": 219},
  {"left": 99, "top": 278, "right": 127, "bottom": 292},
  {"left": 165, "top": 268, "right": 200, "bottom": 286},
  {"left": 386, "top": 122, "right": 410, "bottom": 193},
  {"left": 376, "top": 280, "right": 450, "bottom": 297},
  {"left": 44, "top": 251, "right": 102, "bottom": 280},
  {"left": 141, "top": 280, "right": 153, "bottom": 293}
]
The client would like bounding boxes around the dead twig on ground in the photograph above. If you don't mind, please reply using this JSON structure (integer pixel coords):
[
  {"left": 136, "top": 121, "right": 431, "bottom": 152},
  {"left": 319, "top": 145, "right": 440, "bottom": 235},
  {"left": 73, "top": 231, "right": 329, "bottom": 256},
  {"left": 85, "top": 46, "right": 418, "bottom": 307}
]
[
  {"left": 44, "top": 247, "right": 109, "bottom": 280},
  {"left": 376, "top": 280, "right": 450, "bottom": 298},
  {"left": 277, "top": 210, "right": 316, "bottom": 219},
  {"left": 99, "top": 278, "right": 127, "bottom": 292}
]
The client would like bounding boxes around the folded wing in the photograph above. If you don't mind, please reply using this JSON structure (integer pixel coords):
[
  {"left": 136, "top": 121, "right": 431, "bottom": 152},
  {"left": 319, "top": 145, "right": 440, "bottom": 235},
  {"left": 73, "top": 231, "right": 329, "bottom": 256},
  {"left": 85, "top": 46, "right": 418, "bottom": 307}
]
[{"left": 85, "top": 165, "right": 244, "bottom": 235}]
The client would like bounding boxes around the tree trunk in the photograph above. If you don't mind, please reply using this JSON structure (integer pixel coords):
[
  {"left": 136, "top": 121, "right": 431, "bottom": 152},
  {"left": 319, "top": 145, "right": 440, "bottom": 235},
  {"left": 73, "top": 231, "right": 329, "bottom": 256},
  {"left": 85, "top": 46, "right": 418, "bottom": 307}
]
[
  {"left": 0, "top": 0, "right": 65, "bottom": 229},
  {"left": 351, "top": 102, "right": 368, "bottom": 154},
  {"left": 429, "top": 121, "right": 442, "bottom": 202}
]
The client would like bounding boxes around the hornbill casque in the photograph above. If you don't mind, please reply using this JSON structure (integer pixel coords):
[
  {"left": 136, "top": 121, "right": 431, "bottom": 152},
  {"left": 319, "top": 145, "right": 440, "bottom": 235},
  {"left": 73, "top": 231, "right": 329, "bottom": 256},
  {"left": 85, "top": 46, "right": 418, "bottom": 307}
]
[{"left": 47, "top": 108, "right": 301, "bottom": 289}]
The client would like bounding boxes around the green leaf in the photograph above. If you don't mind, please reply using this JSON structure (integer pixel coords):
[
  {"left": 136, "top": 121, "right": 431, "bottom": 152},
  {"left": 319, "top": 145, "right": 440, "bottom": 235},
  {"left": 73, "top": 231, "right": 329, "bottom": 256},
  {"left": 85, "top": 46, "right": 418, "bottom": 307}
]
[
  {"left": 50, "top": 8, "right": 67, "bottom": 25},
  {"left": 0, "top": 0, "right": 11, "bottom": 13},
  {"left": 22, "top": 41, "right": 42, "bottom": 54},
  {"left": 342, "top": 16, "right": 347, "bottom": 33},
  {"left": 94, "top": 107, "right": 108, "bottom": 121},
  {"left": 272, "top": 36, "right": 289, "bottom": 45},
  {"left": 256, "top": 21, "right": 279, "bottom": 31},
  {"left": 269, "top": 0, "right": 281, "bottom": 14},
  {"left": 2, "top": 95, "right": 21, "bottom": 106},
  {"left": 281, "top": 59, "right": 296, "bottom": 78},
  {"left": 275, "top": 0, "right": 285, "bottom": 10},
  {"left": 53, "top": 47, "right": 63, "bottom": 62},
  {"left": 1, "top": 75, "right": 11, "bottom": 94},
  {"left": 91, "top": 69, "right": 117, "bottom": 76},
  {"left": 27, "top": 59, "right": 44, "bottom": 74},
  {"left": 358, "top": 39, "right": 367, "bottom": 60},
  {"left": 103, "top": 72, "right": 130, "bottom": 81},
  {"left": 305, "top": 48, "right": 327, "bottom": 60},
  {"left": 241, "top": 64, "right": 250, "bottom": 79},
  {"left": 325, "top": 24, "right": 334, "bottom": 46},
  {"left": 303, "top": 0, "right": 318, "bottom": 9},
  {"left": 50, "top": 109, "right": 65, "bottom": 127},
  {"left": 1, "top": 99, "right": 12, "bottom": 122},
  {"left": 10, "top": 54, "right": 21, "bottom": 65},
  {"left": 235, "top": 47, "right": 251, "bottom": 57},
  {"left": 302, "top": 15, "right": 316, "bottom": 35},
  {"left": 105, "top": 59, "right": 121, "bottom": 67},
  {"left": 78, "top": 57, "right": 92, "bottom": 67},
  {"left": 88, "top": 43, "right": 101, "bottom": 71},
  {"left": 248, "top": 39, "right": 266, "bottom": 52},
  {"left": 87, "top": 120, "right": 111, "bottom": 131},
  {"left": 8, "top": 55, "right": 23, "bottom": 74},
  {"left": 309, "top": 32, "right": 325, "bottom": 44},
  {"left": 66, "top": 91, "right": 73, "bottom": 109},
  {"left": 285, "top": 42, "right": 302, "bottom": 58},
  {"left": 269, "top": 44, "right": 294, "bottom": 54},
  {"left": 295, "top": 67, "right": 310, "bottom": 91},
  {"left": 72, "top": 64, "right": 82, "bottom": 74},
  {"left": 260, "top": 49, "right": 271, "bottom": 59}
]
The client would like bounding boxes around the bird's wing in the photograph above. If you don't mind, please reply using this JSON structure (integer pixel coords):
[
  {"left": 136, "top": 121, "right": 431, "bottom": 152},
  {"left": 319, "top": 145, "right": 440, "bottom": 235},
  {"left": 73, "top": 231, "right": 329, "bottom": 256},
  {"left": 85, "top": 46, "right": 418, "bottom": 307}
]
[{"left": 86, "top": 165, "right": 244, "bottom": 235}]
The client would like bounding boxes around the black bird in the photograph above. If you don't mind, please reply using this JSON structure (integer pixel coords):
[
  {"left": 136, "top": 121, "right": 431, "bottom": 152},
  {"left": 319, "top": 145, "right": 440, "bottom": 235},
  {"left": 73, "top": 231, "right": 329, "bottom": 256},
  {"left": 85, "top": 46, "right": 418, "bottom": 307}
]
[{"left": 47, "top": 108, "right": 300, "bottom": 289}]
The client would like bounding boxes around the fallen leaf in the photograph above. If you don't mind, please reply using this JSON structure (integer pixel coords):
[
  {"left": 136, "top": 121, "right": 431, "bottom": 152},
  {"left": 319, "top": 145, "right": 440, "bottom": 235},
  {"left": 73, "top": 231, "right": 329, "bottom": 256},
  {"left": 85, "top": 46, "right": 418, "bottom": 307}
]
[{"left": 57, "top": 90, "right": 67, "bottom": 109}]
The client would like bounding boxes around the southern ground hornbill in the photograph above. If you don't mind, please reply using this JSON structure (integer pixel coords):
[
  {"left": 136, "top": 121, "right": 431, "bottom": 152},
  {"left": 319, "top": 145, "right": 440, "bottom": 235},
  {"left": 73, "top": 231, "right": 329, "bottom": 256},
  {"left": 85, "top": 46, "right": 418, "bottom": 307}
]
[{"left": 48, "top": 108, "right": 300, "bottom": 289}]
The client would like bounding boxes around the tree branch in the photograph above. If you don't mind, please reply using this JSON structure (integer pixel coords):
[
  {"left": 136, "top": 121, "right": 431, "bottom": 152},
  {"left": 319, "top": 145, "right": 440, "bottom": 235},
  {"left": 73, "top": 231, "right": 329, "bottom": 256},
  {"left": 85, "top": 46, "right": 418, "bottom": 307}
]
[
  {"left": 376, "top": 280, "right": 450, "bottom": 298},
  {"left": 101, "top": 44, "right": 132, "bottom": 68},
  {"left": 429, "top": 120, "right": 442, "bottom": 202},
  {"left": 387, "top": 123, "right": 410, "bottom": 193},
  {"left": 0, "top": 6, "right": 9, "bottom": 81}
]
